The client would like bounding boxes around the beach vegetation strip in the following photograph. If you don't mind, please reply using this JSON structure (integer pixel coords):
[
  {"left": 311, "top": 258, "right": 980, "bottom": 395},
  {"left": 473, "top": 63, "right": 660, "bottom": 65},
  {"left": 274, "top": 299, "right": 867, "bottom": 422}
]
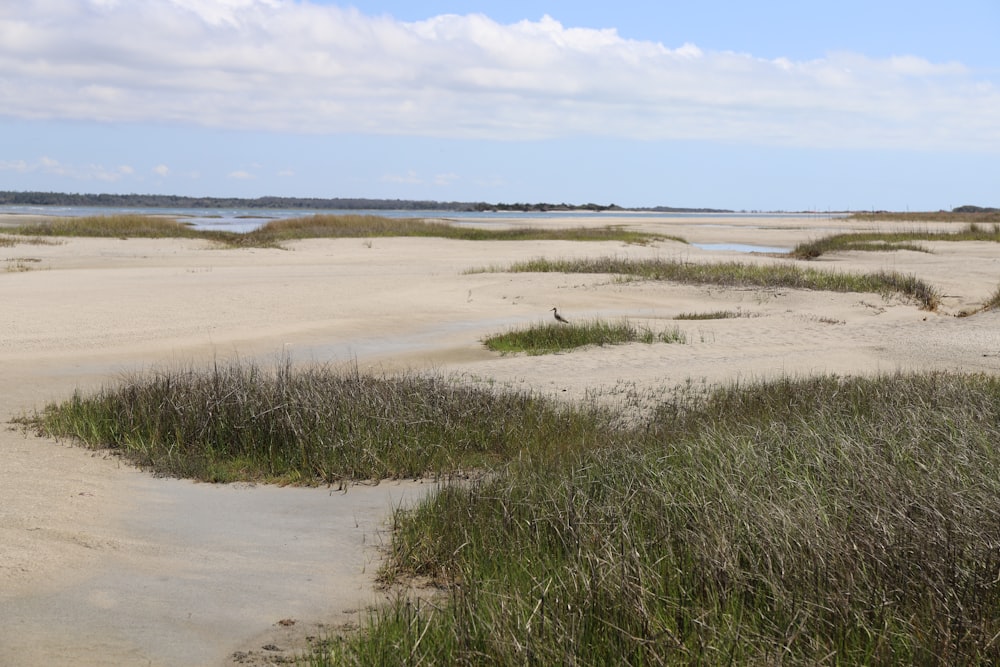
[
  {"left": 792, "top": 222, "right": 1000, "bottom": 259},
  {"left": 483, "top": 256, "right": 940, "bottom": 310},
  {"left": 482, "top": 318, "right": 685, "bottom": 355},
  {"left": 16, "top": 362, "right": 1000, "bottom": 663},
  {"left": 6, "top": 213, "right": 676, "bottom": 247},
  {"left": 17, "top": 360, "right": 618, "bottom": 484}
]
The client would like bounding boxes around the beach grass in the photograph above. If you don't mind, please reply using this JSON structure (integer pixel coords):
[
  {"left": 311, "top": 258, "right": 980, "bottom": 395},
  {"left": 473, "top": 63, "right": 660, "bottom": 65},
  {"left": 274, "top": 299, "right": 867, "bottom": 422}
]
[
  {"left": 315, "top": 372, "right": 1000, "bottom": 666},
  {"left": 484, "top": 256, "right": 940, "bottom": 310},
  {"left": 18, "top": 360, "right": 616, "bottom": 484},
  {"left": 17, "top": 361, "right": 1000, "bottom": 664},
  {"left": 4, "top": 214, "right": 673, "bottom": 247},
  {"left": 7, "top": 214, "right": 212, "bottom": 240},
  {"left": 482, "top": 318, "right": 685, "bottom": 355},
  {"left": 792, "top": 223, "right": 1000, "bottom": 259},
  {"left": 244, "top": 214, "right": 675, "bottom": 245}
]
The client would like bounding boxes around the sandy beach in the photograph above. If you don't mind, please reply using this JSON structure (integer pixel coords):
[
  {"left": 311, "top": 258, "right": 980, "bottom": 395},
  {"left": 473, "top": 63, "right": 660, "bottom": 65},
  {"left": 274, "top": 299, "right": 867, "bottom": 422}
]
[{"left": 2, "top": 213, "right": 998, "bottom": 665}]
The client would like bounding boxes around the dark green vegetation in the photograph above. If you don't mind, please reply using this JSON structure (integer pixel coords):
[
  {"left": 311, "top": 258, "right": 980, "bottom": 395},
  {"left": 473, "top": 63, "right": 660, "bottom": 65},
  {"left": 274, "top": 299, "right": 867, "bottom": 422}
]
[
  {"left": 482, "top": 319, "right": 685, "bottom": 355},
  {"left": 793, "top": 222, "right": 1000, "bottom": 259},
  {"left": 320, "top": 372, "right": 1000, "bottom": 666},
  {"left": 5, "top": 214, "right": 671, "bottom": 247},
  {"left": 21, "top": 361, "right": 612, "bottom": 484},
  {"left": 490, "top": 256, "right": 940, "bottom": 310},
  {"left": 23, "top": 366, "right": 1000, "bottom": 664}
]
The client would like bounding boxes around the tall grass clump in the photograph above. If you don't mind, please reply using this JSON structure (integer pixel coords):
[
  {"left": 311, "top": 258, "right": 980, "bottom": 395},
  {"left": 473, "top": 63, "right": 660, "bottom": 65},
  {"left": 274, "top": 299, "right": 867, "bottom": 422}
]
[
  {"left": 483, "top": 319, "right": 685, "bottom": 355},
  {"left": 496, "top": 256, "right": 940, "bottom": 310},
  {"left": 20, "top": 360, "right": 617, "bottom": 484},
  {"left": 320, "top": 372, "right": 1000, "bottom": 665}
]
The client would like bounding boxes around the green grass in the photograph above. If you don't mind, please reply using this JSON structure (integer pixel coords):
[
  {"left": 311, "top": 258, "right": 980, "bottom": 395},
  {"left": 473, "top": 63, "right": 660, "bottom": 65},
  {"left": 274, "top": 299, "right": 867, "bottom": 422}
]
[
  {"left": 482, "top": 319, "right": 685, "bottom": 355},
  {"left": 18, "top": 361, "right": 1000, "bottom": 664},
  {"left": 5, "top": 214, "right": 674, "bottom": 248},
  {"left": 316, "top": 372, "right": 1000, "bottom": 666},
  {"left": 8, "top": 214, "right": 212, "bottom": 240},
  {"left": 18, "top": 360, "right": 615, "bottom": 484},
  {"left": 487, "top": 256, "right": 940, "bottom": 310},
  {"left": 792, "top": 223, "right": 1000, "bottom": 259}
]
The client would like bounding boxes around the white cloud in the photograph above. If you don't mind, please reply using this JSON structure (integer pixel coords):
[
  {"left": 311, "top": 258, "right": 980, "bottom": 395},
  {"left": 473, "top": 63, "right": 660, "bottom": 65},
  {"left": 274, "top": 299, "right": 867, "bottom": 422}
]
[
  {"left": 153, "top": 164, "right": 170, "bottom": 176},
  {"left": 0, "top": 2, "right": 996, "bottom": 151},
  {"left": 228, "top": 170, "right": 255, "bottom": 180},
  {"left": 0, "top": 155, "right": 135, "bottom": 182},
  {"left": 382, "top": 170, "right": 422, "bottom": 185}
]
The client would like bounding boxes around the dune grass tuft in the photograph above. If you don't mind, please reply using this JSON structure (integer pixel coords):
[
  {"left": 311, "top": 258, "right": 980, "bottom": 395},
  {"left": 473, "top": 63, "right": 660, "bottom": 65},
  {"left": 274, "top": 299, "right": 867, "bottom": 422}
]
[
  {"left": 18, "top": 360, "right": 616, "bottom": 484},
  {"left": 792, "top": 223, "right": 1000, "bottom": 259},
  {"left": 482, "top": 318, "right": 685, "bottom": 355},
  {"left": 489, "top": 256, "right": 940, "bottom": 310}
]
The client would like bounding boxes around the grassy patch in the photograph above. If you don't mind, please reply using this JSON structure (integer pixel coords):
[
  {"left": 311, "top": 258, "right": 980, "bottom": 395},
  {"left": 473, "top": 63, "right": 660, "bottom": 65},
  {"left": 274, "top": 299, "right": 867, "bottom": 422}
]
[
  {"left": 489, "top": 256, "right": 940, "bottom": 310},
  {"left": 482, "top": 319, "right": 685, "bottom": 355},
  {"left": 18, "top": 360, "right": 616, "bottom": 484},
  {"left": 793, "top": 223, "right": 1000, "bottom": 259},
  {"left": 243, "top": 214, "right": 675, "bottom": 246},
  {"left": 6, "top": 214, "right": 674, "bottom": 248},
  {"left": 317, "top": 372, "right": 1000, "bottom": 666},
  {"left": 16, "top": 359, "right": 1000, "bottom": 663}
]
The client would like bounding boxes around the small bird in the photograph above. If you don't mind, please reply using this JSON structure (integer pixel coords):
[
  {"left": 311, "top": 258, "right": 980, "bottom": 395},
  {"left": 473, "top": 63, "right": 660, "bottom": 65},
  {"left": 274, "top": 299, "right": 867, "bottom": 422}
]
[{"left": 551, "top": 306, "right": 569, "bottom": 324}]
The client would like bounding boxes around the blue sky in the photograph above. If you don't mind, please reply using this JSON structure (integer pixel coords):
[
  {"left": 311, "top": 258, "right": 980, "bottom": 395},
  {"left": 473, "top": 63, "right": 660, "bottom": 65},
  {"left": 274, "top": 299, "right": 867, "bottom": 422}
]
[{"left": 1, "top": 1, "right": 998, "bottom": 210}]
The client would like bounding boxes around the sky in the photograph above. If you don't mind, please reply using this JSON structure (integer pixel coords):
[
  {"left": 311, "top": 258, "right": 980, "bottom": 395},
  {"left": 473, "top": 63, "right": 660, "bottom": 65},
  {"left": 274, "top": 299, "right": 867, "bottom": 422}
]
[{"left": 1, "top": 1, "right": 998, "bottom": 210}]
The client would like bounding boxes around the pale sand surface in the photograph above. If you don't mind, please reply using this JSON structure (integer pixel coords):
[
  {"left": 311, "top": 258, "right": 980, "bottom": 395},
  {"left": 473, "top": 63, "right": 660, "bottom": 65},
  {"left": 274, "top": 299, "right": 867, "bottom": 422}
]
[{"left": 2, "top": 214, "right": 999, "bottom": 665}]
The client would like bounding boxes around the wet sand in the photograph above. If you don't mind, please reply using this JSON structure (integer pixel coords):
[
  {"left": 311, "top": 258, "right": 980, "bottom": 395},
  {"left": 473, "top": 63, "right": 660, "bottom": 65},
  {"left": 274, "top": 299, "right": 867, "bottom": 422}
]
[{"left": 1, "top": 214, "right": 998, "bottom": 665}]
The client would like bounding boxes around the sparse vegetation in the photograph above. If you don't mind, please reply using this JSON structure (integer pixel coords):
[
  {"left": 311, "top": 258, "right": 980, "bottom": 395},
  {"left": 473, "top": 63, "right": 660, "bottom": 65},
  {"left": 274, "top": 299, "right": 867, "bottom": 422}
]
[
  {"left": 5, "top": 214, "right": 674, "bottom": 248},
  {"left": 482, "top": 318, "right": 685, "bottom": 355},
  {"left": 483, "top": 256, "right": 940, "bottom": 310},
  {"left": 794, "top": 223, "right": 1000, "bottom": 259},
  {"left": 674, "top": 309, "right": 753, "bottom": 320}
]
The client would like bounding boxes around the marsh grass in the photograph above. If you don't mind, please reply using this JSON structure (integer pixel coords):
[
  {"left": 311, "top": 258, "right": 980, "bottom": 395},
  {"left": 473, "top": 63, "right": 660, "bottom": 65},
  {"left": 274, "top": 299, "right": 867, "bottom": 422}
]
[
  {"left": 793, "top": 223, "right": 1000, "bottom": 259},
  {"left": 9, "top": 214, "right": 212, "bottom": 240},
  {"left": 493, "top": 256, "right": 940, "bottom": 310},
  {"left": 17, "top": 358, "right": 1000, "bottom": 664},
  {"left": 319, "top": 372, "right": 1000, "bottom": 666},
  {"left": 482, "top": 319, "right": 685, "bottom": 355},
  {"left": 19, "top": 360, "right": 617, "bottom": 484},
  {"left": 7, "top": 214, "right": 672, "bottom": 247}
]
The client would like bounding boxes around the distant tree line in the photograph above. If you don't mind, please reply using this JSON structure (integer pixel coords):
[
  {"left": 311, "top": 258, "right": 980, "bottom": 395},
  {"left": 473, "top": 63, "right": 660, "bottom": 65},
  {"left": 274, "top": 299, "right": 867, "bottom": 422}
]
[{"left": 0, "top": 191, "right": 730, "bottom": 213}]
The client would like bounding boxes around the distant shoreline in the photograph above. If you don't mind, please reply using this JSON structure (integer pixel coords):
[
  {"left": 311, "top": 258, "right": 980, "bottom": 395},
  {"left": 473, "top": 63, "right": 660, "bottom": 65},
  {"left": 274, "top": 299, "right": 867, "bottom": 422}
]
[{"left": 0, "top": 191, "right": 733, "bottom": 214}]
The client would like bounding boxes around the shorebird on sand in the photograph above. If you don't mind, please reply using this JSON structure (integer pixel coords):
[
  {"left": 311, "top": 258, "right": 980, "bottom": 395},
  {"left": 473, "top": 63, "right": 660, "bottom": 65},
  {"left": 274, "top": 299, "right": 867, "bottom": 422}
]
[{"left": 551, "top": 307, "right": 569, "bottom": 324}]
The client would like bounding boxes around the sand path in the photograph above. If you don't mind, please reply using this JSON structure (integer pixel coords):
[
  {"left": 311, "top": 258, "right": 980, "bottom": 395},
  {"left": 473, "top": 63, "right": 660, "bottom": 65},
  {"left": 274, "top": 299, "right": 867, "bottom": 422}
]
[{"left": 1, "top": 214, "right": 998, "bottom": 664}]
